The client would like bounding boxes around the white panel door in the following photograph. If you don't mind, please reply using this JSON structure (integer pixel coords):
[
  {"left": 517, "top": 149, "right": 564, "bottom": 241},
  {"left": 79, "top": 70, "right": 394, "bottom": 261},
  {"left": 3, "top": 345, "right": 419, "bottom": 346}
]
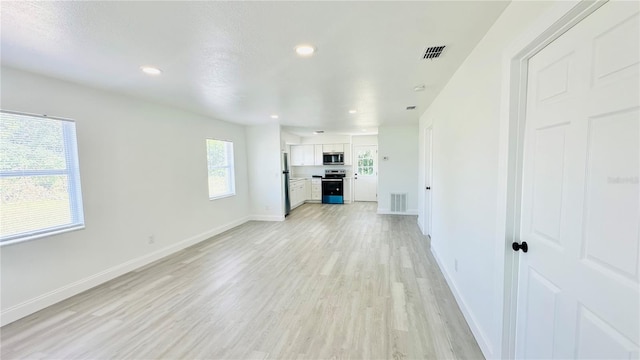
[
  {"left": 516, "top": 2, "right": 639, "bottom": 359},
  {"left": 423, "top": 127, "right": 433, "bottom": 237},
  {"left": 354, "top": 145, "right": 377, "bottom": 202}
]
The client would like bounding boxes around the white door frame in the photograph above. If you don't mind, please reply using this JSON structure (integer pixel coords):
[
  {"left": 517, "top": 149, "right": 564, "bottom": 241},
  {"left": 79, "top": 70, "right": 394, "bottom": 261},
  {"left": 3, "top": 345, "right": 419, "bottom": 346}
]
[
  {"left": 423, "top": 125, "right": 433, "bottom": 237},
  {"left": 495, "top": 1, "right": 608, "bottom": 358},
  {"left": 353, "top": 144, "right": 378, "bottom": 202}
]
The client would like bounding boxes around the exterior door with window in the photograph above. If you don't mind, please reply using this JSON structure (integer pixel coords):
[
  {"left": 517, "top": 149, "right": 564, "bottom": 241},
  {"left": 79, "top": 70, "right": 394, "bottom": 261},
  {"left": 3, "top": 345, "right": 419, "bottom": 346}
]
[
  {"left": 354, "top": 145, "right": 377, "bottom": 202},
  {"left": 515, "top": 2, "right": 639, "bottom": 358}
]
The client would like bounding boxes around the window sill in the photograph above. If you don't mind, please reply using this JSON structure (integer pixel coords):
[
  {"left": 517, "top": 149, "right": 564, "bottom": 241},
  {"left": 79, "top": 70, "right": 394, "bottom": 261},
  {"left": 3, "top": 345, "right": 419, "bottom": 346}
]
[
  {"left": 0, "top": 224, "right": 86, "bottom": 247},
  {"left": 209, "top": 193, "right": 236, "bottom": 201}
]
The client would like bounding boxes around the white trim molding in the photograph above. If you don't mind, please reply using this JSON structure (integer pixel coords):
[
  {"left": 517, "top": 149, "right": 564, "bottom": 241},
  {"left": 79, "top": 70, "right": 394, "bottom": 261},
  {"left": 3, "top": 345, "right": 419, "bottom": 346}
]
[
  {"left": 250, "top": 214, "right": 285, "bottom": 222},
  {"left": 0, "top": 216, "right": 251, "bottom": 326},
  {"left": 431, "top": 246, "right": 494, "bottom": 357}
]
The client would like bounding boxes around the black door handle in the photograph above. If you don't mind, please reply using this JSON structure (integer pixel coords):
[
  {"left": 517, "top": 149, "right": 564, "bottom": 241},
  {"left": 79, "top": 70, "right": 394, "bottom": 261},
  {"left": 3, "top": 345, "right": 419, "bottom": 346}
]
[
  {"left": 512, "top": 241, "right": 528, "bottom": 253},
  {"left": 426, "top": 187, "right": 431, "bottom": 190}
]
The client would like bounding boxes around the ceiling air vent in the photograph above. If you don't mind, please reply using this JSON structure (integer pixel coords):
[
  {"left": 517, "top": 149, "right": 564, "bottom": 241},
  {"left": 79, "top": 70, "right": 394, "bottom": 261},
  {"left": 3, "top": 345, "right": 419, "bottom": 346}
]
[
  {"left": 422, "top": 45, "right": 446, "bottom": 59},
  {"left": 406, "top": 106, "right": 416, "bottom": 110}
]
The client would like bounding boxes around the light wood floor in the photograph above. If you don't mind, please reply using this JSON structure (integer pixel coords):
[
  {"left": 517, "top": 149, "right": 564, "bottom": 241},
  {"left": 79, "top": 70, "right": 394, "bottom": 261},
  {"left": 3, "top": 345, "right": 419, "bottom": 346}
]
[{"left": 1, "top": 203, "right": 483, "bottom": 359}]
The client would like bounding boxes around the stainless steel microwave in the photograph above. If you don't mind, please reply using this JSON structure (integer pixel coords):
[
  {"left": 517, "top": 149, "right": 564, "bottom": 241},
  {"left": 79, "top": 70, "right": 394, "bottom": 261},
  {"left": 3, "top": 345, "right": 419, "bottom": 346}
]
[{"left": 323, "top": 152, "right": 344, "bottom": 165}]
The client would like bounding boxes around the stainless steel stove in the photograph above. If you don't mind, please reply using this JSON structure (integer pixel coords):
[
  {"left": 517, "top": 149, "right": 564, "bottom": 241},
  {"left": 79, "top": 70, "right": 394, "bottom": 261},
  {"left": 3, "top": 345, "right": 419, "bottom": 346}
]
[{"left": 322, "top": 169, "right": 346, "bottom": 204}]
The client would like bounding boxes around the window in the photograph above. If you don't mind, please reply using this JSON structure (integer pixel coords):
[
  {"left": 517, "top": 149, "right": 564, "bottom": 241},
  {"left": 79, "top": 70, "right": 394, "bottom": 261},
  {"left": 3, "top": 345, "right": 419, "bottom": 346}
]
[
  {"left": 206, "top": 139, "right": 235, "bottom": 199},
  {"left": 357, "top": 149, "right": 375, "bottom": 175},
  {"left": 0, "top": 110, "right": 85, "bottom": 244}
]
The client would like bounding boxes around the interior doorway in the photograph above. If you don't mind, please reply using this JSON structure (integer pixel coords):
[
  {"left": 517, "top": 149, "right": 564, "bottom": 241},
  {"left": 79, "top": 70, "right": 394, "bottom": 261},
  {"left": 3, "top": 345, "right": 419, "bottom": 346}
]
[{"left": 423, "top": 126, "right": 433, "bottom": 237}]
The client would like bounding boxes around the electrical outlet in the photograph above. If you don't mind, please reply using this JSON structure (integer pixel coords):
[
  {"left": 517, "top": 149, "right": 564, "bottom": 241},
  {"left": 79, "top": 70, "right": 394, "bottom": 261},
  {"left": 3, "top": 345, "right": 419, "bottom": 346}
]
[
  {"left": 148, "top": 235, "right": 155, "bottom": 244},
  {"left": 454, "top": 259, "right": 458, "bottom": 272}
]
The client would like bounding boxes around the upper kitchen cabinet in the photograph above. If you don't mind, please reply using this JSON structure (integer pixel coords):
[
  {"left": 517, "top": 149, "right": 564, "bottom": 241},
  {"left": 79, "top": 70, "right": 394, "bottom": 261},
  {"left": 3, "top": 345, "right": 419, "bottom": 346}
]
[
  {"left": 343, "top": 143, "right": 352, "bottom": 165},
  {"left": 291, "top": 143, "right": 352, "bottom": 166},
  {"left": 323, "top": 144, "right": 344, "bottom": 153},
  {"left": 314, "top": 145, "right": 323, "bottom": 165},
  {"left": 290, "top": 145, "right": 315, "bottom": 166}
]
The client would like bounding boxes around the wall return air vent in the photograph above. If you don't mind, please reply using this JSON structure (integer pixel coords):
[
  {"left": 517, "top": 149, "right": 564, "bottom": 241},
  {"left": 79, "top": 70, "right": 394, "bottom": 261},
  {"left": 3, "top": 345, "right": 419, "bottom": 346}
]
[
  {"left": 422, "top": 45, "right": 446, "bottom": 59},
  {"left": 390, "top": 193, "right": 408, "bottom": 213}
]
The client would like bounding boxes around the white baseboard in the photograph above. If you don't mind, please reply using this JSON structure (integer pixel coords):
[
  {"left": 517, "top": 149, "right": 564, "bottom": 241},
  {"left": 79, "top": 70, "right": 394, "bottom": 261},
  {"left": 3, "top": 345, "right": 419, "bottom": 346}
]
[
  {"left": 377, "top": 208, "right": 419, "bottom": 215},
  {"left": 0, "top": 216, "right": 251, "bottom": 326},
  {"left": 417, "top": 217, "right": 425, "bottom": 233},
  {"left": 250, "top": 214, "right": 285, "bottom": 222},
  {"left": 430, "top": 246, "right": 494, "bottom": 359}
]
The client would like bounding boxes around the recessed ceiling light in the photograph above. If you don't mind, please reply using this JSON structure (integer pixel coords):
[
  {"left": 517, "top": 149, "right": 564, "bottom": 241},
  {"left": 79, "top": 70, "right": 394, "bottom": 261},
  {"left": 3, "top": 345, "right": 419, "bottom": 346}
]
[
  {"left": 414, "top": 85, "right": 426, "bottom": 92},
  {"left": 349, "top": 110, "right": 357, "bottom": 114},
  {"left": 313, "top": 130, "right": 324, "bottom": 134},
  {"left": 406, "top": 106, "right": 417, "bottom": 110},
  {"left": 295, "top": 44, "right": 316, "bottom": 57},
  {"left": 270, "top": 114, "right": 279, "bottom": 119},
  {"left": 140, "top": 66, "right": 162, "bottom": 75}
]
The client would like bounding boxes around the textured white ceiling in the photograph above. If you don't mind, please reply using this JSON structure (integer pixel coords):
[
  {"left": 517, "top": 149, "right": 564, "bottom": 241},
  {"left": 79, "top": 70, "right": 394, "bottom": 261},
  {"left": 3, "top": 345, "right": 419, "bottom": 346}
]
[{"left": 0, "top": 1, "right": 508, "bottom": 134}]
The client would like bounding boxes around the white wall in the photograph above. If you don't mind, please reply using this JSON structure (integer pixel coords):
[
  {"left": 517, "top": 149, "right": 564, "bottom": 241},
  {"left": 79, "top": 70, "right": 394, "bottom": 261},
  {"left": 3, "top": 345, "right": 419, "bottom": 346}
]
[
  {"left": 300, "top": 134, "right": 351, "bottom": 144},
  {"left": 279, "top": 130, "right": 300, "bottom": 155},
  {"left": 246, "top": 124, "right": 285, "bottom": 220},
  {"left": 352, "top": 135, "right": 378, "bottom": 146},
  {"left": 378, "top": 125, "right": 418, "bottom": 214},
  {"left": 0, "top": 67, "right": 252, "bottom": 325},
  {"left": 417, "top": 2, "right": 555, "bottom": 358},
  {"left": 280, "top": 130, "right": 300, "bottom": 148}
]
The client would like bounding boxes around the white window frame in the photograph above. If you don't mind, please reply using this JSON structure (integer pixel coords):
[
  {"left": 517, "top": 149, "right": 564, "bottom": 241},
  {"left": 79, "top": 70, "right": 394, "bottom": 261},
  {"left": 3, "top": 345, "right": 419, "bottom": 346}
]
[
  {"left": 0, "top": 110, "right": 85, "bottom": 246},
  {"left": 206, "top": 139, "right": 235, "bottom": 200}
]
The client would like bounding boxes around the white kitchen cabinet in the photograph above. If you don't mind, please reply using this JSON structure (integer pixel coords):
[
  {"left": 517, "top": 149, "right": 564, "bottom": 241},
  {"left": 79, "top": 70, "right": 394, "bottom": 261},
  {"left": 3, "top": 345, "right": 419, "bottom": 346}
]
[
  {"left": 304, "top": 179, "right": 311, "bottom": 200},
  {"left": 322, "top": 143, "right": 344, "bottom": 153},
  {"left": 310, "top": 178, "right": 322, "bottom": 201},
  {"left": 290, "top": 178, "right": 313, "bottom": 209},
  {"left": 290, "top": 145, "right": 315, "bottom": 166},
  {"left": 289, "top": 179, "right": 305, "bottom": 209},
  {"left": 314, "top": 145, "right": 323, "bottom": 165},
  {"left": 303, "top": 146, "right": 314, "bottom": 165},
  {"left": 343, "top": 143, "right": 352, "bottom": 165},
  {"left": 288, "top": 180, "right": 296, "bottom": 208},
  {"left": 290, "top": 146, "right": 304, "bottom": 166},
  {"left": 343, "top": 177, "right": 352, "bottom": 203},
  {"left": 294, "top": 183, "right": 300, "bottom": 207},
  {"left": 296, "top": 182, "right": 305, "bottom": 207}
]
